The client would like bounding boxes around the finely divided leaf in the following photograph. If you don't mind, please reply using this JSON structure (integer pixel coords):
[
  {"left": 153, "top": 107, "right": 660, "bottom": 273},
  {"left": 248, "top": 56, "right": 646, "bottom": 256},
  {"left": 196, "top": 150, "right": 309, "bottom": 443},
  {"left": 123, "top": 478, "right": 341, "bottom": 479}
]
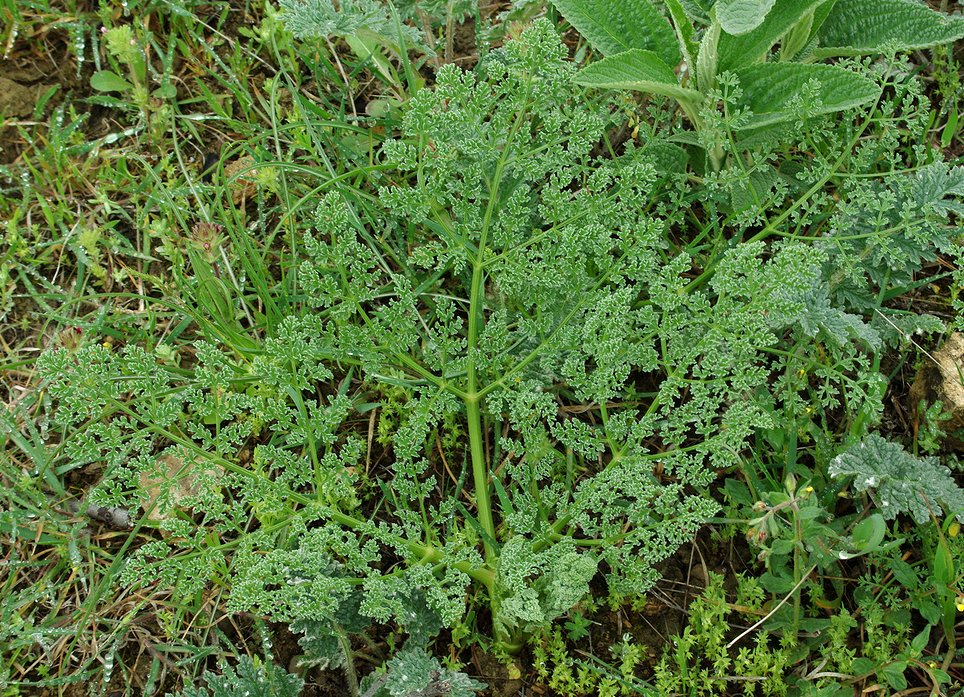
[
  {"left": 175, "top": 655, "right": 304, "bottom": 697},
  {"left": 551, "top": 0, "right": 681, "bottom": 65},
  {"left": 910, "top": 163, "right": 964, "bottom": 217},
  {"left": 574, "top": 49, "right": 700, "bottom": 103},
  {"left": 716, "top": 0, "right": 778, "bottom": 35},
  {"left": 815, "top": 0, "right": 964, "bottom": 57},
  {"left": 732, "top": 62, "right": 877, "bottom": 129},
  {"left": 718, "top": 0, "right": 832, "bottom": 70},
  {"left": 278, "top": 0, "right": 422, "bottom": 44}
]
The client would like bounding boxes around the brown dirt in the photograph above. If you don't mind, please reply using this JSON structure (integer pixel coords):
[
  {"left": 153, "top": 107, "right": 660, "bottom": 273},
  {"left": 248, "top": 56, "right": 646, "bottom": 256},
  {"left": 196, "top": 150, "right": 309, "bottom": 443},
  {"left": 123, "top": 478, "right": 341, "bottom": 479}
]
[
  {"left": 0, "top": 39, "right": 82, "bottom": 163},
  {"left": 910, "top": 331, "right": 964, "bottom": 450}
]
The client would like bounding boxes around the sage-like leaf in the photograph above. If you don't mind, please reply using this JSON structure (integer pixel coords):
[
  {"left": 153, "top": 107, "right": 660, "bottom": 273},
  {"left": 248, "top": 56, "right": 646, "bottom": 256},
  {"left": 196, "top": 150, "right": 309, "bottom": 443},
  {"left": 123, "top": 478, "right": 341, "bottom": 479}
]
[
  {"left": 574, "top": 48, "right": 701, "bottom": 104},
  {"left": 551, "top": 0, "right": 681, "bottom": 65},
  {"left": 732, "top": 62, "right": 878, "bottom": 129},
  {"left": 717, "top": 0, "right": 831, "bottom": 70},
  {"left": 815, "top": 0, "right": 964, "bottom": 57},
  {"left": 716, "top": 0, "right": 778, "bottom": 35}
]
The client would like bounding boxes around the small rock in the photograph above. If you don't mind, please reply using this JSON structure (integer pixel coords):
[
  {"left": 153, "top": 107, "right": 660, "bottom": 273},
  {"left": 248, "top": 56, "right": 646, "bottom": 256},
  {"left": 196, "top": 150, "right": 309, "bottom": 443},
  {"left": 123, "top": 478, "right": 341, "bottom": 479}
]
[
  {"left": 910, "top": 332, "right": 964, "bottom": 450},
  {"left": 0, "top": 76, "right": 37, "bottom": 118}
]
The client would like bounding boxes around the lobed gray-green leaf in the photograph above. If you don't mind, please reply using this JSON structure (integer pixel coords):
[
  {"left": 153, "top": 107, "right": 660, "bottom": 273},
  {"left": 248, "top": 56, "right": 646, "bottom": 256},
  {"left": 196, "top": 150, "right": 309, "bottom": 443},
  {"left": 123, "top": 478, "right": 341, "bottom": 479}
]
[{"left": 829, "top": 434, "right": 964, "bottom": 524}]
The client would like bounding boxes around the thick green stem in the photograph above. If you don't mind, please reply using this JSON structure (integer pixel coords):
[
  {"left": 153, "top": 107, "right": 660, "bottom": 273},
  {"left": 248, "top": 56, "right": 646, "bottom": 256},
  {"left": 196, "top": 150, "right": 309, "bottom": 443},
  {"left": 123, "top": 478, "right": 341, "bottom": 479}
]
[
  {"left": 461, "top": 85, "right": 535, "bottom": 652},
  {"left": 466, "top": 392, "right": 497, "bottom": 560},
  {"left": 465, "top": 257, "right": 510, "bottom": 646}
]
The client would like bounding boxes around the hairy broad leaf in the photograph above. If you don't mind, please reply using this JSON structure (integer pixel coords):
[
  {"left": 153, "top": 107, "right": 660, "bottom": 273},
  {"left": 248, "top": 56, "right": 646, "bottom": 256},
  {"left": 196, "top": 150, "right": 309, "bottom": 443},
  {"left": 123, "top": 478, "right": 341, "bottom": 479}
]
[
  {"left": 829, "top": 434, "right": 964, "bottom": 524},
  {"left": 678, "top": 0, "right": 712, "bottom": 23},
  {"left": 574, "top": 48, "right": 701, "bottom": 103},
  {"left": 815, "top": 0, "right": 964, "bottom": 57},
  {"left": 732, "top": 62, "right": 877, "bottom": 129},
  {"left": 716, "top": 0, "right": 778, "bottom": 35},
  {"left": 551, "top": 0, "right": 681, "bottom": 64},
  {"left": 717, "top": 0, "right": 831, "bottom": 70}
]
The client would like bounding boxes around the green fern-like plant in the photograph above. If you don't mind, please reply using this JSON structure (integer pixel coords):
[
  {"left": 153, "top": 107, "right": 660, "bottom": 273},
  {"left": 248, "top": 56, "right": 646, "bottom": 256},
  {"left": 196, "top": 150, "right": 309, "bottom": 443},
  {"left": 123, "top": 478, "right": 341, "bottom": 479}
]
[
  {"left": 172, "top": 655, "right": 303, "bottom": 697},
  {"left": 34, "top": 13, "right": 964, "bottom": 673}
]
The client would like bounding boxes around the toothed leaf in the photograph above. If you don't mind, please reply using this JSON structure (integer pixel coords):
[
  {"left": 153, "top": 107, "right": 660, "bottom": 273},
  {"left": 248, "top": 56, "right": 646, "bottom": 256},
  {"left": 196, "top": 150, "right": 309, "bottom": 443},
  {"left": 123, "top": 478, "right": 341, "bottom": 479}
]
[
  {"left": 815, "top": 0, "right": 964, "bottom": 57},
  {"left": 551, "top": 0, "right": 681, "bottom": 64}
]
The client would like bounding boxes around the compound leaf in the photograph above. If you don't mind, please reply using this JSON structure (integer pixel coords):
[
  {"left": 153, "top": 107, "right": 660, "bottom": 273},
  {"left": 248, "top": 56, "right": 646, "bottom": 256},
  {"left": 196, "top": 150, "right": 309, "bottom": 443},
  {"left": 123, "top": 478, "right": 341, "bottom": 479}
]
[
  {"left": 361, "top": 647, "right": 486, "bottom": 697},
  {"left": 173, "top": 655, "right": 303, "bottom": 697}
]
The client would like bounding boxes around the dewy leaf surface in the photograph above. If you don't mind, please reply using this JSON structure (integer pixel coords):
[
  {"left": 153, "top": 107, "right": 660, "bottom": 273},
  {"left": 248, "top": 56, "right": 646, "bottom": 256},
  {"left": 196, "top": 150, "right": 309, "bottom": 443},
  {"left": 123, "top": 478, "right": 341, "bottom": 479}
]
[
  {"left": 732, "top": 62, "right": 878, "bottom": 129},
  {"left": 717, "top": 0, "right": 831, "bottom": 70},
  {"left": 716, "top": 0, "right": 778, "bottom": 35},
  {"left": 829, "top": 434, "right": 964, "bottom": 524},
  {"left": 574, "top": 49, "right": 700, "bottom": 102},
  {"left": 551, "top": 0, "right": 681, "bottom": 64},
  {"left": 815, "top": 0, "right": 964, "bottom": 57}
]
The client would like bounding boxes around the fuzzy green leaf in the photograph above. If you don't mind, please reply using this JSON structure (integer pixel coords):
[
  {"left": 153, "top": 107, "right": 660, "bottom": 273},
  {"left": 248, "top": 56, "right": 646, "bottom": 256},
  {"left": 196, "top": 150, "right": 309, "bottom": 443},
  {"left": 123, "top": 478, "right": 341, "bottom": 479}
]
[
  {"left": 361, "top": 648, "right": 486, "bottom": 697},
  {"left": 662, "top": 0, "right": 699, "bottom": 71},
  {"left": 718, "top": 0, "right": 831, "bottom": 70},
  {"left": 815, "top": 0, "right": 964, "bottom": 57},
  {"left": 829, "top": 434, "right": 964, "bottom": 524},
  {"left": 278, "top": 0, "right": 422, "bottom": 44},
  {"left": 732, "top": 62, "right": 878, "bottom": 129},
  {"left": 574, "top": 49, "right": 700, "bottom": 103},
  {"left": 551, "top": 0, "right": 681, "bottom": 64},
  {"left": 716, "top": 0, "right": 778, "bottom": 35}
]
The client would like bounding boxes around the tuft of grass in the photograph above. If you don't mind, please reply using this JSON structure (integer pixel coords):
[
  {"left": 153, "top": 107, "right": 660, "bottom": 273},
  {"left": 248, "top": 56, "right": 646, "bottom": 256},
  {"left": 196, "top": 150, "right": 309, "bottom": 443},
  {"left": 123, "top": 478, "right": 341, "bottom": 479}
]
[{"left": 0, "top": 0, "right": 390, "bottom": 691}]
